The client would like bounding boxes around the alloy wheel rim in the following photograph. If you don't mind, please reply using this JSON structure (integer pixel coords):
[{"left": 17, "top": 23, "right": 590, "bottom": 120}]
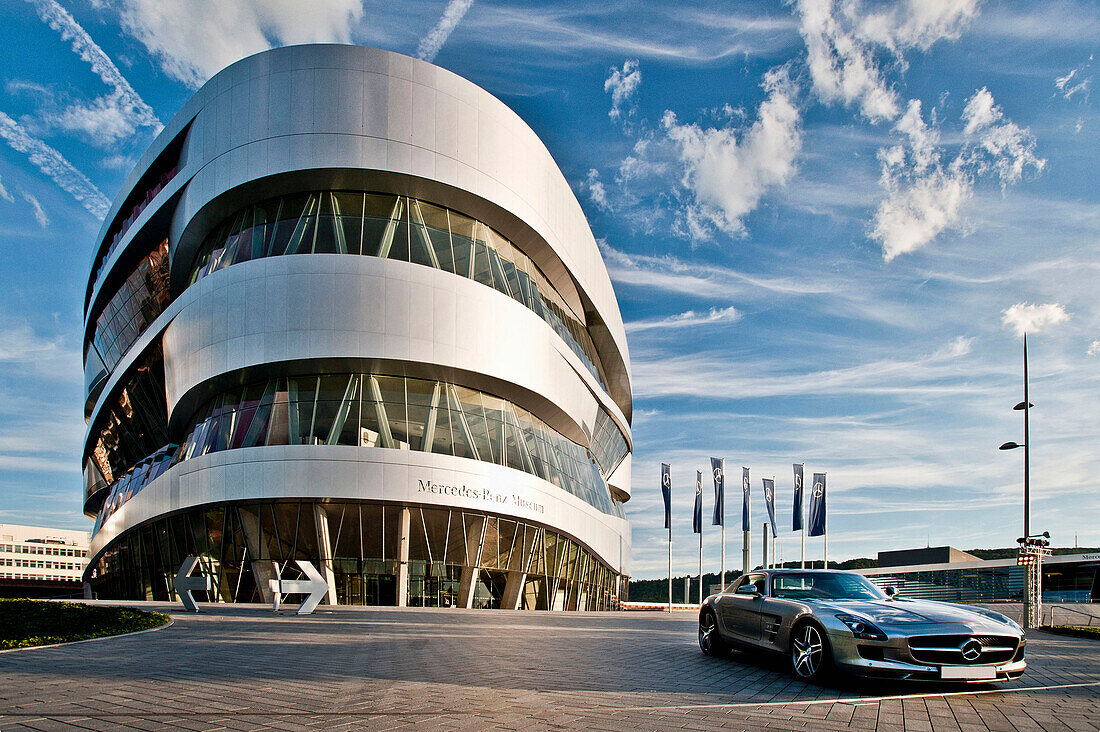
[
  {"left": 792, "top": 625, "right": 823, "bottom": 678},
  {"left": 699, "top": 614, "right": 715, "bottom": 652}
]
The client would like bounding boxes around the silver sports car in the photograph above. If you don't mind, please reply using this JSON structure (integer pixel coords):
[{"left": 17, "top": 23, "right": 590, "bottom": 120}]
[{"left": 698, "top": 569, "right": 1026, "bottom": 683}]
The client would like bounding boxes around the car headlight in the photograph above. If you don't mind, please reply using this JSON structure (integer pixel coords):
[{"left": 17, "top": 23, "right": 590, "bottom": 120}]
[{"left": 835, "top": 613, "right": 888, "bottom": 641}]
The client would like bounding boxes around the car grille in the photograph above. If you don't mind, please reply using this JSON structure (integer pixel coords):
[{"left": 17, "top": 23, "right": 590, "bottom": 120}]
[{"left": 908, "top": 635, "right": 1019, "bottom": 665}]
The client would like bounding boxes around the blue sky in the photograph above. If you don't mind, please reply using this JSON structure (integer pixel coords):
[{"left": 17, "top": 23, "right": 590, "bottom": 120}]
[{"left": 0, "top": 0, "right": 1096, "bottom": 579}]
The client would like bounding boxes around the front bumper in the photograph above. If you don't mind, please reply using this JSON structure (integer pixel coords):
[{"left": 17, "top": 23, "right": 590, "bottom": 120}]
[{"left": 826, "top": 629, "right": 1026, "bottom": 683}]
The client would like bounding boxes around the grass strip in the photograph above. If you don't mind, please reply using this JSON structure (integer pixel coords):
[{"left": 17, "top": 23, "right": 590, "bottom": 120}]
[
  {"left": 0, "top": 598, "right": 169, "bottom": 649},
  {"left": 1042, "top": 625, "right": 1100, "bottom": 640}
]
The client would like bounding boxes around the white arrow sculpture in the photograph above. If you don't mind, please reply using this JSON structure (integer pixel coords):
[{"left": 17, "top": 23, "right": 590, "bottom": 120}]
[
  {"left": 174, "top": 556, "right": 212, "bottom": 612},
  {"left": 268, "top": 560, "right": 328, "bottom": 615}
]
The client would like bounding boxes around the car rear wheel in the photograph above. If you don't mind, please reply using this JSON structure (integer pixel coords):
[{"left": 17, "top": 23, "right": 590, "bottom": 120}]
[
  {"left": 699, "top": 610, "right": 730, "bottom": 657},
  {"left": 790, "top": 621, "right": 832, "bottom": 683}
]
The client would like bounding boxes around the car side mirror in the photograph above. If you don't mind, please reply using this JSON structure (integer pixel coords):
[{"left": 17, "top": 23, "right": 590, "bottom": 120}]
[
  {"left": 885, "top": 586, "right": 898, "bottom": 598},
  {"left": 735, "top": 584, "right": 760, "bottom": 596}
]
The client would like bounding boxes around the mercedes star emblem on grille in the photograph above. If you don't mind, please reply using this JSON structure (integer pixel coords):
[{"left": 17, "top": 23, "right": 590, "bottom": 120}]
[{"left": 960, "top": 639, "right": 983, "bottom": 661}]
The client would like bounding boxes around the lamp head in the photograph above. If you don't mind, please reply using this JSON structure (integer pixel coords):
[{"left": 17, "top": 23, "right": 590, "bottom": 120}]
[
  {"left": 1013, "top": 401, "right": 1034, "bottom": 411},
  {"left": 999, "top": 441, "right": 1023, "bottom": 450}
]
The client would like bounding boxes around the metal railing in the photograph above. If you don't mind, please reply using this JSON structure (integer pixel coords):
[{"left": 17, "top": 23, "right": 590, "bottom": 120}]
[{"left": 1046, "top": 604, "right": 1100, "bottom": 628}]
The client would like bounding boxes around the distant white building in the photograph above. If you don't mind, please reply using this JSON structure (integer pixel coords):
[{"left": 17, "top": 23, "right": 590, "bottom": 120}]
[{"left": 0, "top": 523, "right": 90, "bottom": 586}]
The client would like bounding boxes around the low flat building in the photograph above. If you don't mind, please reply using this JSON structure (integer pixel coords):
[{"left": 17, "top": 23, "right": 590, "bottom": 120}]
[
  {"left": 860, "top": 551, "right": 1100, "bottom": 604},
  {"left": 877, "top": 546, "right": 981, "bottom": 568},
  {"left": 0, "top": 524, "right": 90, "bottom": 598}
]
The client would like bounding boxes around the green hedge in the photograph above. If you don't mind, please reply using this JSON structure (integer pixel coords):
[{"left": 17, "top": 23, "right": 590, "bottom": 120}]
[
  {"left": 1044, "top": 625, "right": 1100, "bottom": 641},
  {"left": 0, "top": 599, "right": 170, "bottom": 649}
]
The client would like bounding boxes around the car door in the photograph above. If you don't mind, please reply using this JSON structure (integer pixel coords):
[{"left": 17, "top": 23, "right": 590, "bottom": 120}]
[{"left": 716, "top": 573, "right": 766, "bottom": 643}]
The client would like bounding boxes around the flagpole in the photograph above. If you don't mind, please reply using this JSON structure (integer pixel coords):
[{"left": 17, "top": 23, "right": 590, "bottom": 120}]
[
  {"left": 698, "top": 522, "right": 703, "bottom": 605},
  {"left": 667, "top": 523, "right": 672, "bottom": 613},
  {"left": 720, "top": 524, "right": 725, "bottom": 590}
]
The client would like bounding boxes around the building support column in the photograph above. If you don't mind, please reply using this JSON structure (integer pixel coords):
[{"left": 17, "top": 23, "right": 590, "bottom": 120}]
[
  {"left": 458, "top": 516, "right": 487, "bottom": 609},
  {"left": 396, "top": 506, "right": 411, "bottom": 607},
  {"left": 501, "top": 571, "right": 526, "bottom": 610},
  {"left": 238, "top": 508, "right": 275, "bottom": 604},
  {"left": 313, "top": 504, "right": 338, "bottom": 605}
]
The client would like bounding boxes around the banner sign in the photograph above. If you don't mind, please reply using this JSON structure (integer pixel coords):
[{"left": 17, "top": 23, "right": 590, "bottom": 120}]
[
  {"left": 763, "top": 478, "right": 777, "bottom": 538},
  {"left": 808, "top": 472, "right": 827, "bottom": 537},
  {"left": 741, "top": 467, "right": 750, "bottom": 531},
  {"left": 661, "top": 463, "right": 671, "bottom": 530},
  {"left": 693, "top": 470, "right": 703, "bottom": 534},
  {"left": 710, "top": 457, "right": 724, "bottom": 526},
  {"left": 793, "top": 463, "right": 804, "bottom": 532}
]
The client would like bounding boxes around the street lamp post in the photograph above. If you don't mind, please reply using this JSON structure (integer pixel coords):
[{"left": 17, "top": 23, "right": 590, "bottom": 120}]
[{"left": 999, "top": 334, "right": 1043, "bottom": 627}]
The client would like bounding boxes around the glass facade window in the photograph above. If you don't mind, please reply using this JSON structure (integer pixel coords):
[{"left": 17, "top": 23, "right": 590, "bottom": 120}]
[
  {"left": 88, "top": 239, "right": 170, "bottom": 374},
  {"left": 93, "top": 165, "right": 177, "bottom": 287},
  {"left": 86, "top": 345, "right": 169, "bottom": 490},
  {"left": 87, "top": 501, "right": 621, "bottom": 610},
  {"left": 172, "top": 372, "right": 625, "bottom": 518},
  {"left": 590, "top": 408, "right": 628, "bottom": 479},
  {"left": 186, "top": 191, "right": 613, "bottom": 393},
  {"left": 92, "top": 444, "right": 178, "bottom": 534}
]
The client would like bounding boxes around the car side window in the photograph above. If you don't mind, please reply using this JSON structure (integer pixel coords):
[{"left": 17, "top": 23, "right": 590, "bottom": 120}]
[{"left": 751, "top": 574, "right": 767, "bottom": 595}]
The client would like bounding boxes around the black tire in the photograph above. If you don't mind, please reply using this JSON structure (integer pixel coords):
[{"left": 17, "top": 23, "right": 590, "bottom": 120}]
[
  {"left": 790, "top": 621, "right": 833, "bottom": 683},
  {"left": 699, "top": 609, "right": 730, "bottom": 657}
]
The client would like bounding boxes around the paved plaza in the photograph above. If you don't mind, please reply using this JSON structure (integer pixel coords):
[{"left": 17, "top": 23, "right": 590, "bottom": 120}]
[{"left": 1, "top": 604, "right": 1098, "bottom": 731}]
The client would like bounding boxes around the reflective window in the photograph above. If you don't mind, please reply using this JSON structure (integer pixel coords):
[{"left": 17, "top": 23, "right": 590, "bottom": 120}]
[
  {"left": 590, "top": 408, "right": 628, "bottom": 478},
  {"left": 89, "top": 239, "right": 170, "bottom": 373},
  {"left": 187, "top": 191, "right": 613, "bottom": 394},
  {"left": 86, "top": 345, "right": 169, "bottom": 488},
  {"left": 174, "top": 372, "right": 625, "bottom": 519}
]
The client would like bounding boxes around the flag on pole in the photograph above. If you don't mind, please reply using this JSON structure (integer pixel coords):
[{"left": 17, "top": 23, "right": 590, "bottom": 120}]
[
  {"left": 692, "top": 470, "right": 703, "bottom": 533},
  {"left": 661, "top": 463, "right": 671, "bottom": 530},
  {"left": 710, "top": 457, "right": 724, "bottom": 526},
  {"left": 741, "top": 467, "right": 750, "bottom": 531},
  {"left": 763, "top": 478, "right": 777, "bottom": 538},
  {"left": 793, "top": 463, "right": 804, "bottom": 531},
  {"left": 808, "top": 472, "right": 827, "bottom": 537}
]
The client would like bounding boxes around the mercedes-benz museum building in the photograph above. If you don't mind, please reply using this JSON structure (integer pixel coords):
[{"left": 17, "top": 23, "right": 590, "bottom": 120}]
[{"left": 81, "top": 44, "right": 632, "bottom": 610}]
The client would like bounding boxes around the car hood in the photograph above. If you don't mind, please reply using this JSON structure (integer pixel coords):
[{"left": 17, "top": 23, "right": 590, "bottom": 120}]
[{"left": 812, "top": 598, "right": 1012, "bottom": 627}]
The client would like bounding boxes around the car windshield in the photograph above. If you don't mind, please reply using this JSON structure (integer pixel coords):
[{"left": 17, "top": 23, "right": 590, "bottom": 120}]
[{"left": 771, "top": 573, "right": 886, "bottom": 600}]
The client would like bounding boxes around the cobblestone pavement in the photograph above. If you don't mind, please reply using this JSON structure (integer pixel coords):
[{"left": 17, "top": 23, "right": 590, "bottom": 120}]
[{"left": 0, "top": 604, "right": 1097, "bottom": 730}]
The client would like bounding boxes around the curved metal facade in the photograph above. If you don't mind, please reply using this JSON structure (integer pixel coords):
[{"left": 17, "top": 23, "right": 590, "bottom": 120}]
[{"left": 81, "top": 45, "right": 632, "bottom": 609}]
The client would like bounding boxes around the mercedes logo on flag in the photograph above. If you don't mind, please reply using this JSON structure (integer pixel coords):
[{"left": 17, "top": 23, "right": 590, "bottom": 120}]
[
  {"left": 961, "top": 639, "right": 983, "bottom": 661},
  {"left": 812, "top": 481, "right": 824, "bottom": 498},
  {"left": 765, "top": 484, "right": 773, "bottom": 501},
  {"left": 713, "top": 466, "right": 723, "bottom": 483},
  {"left": 662, "top": 472, "right": 670, "bottom": 487}
]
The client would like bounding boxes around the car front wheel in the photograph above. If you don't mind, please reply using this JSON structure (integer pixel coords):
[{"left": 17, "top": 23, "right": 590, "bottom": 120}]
[
  {"left": 699, "top": 609, "right": 730, "bottom": 657},
  {"left": 790, "top": 621, "right": 832, "bottom": 683}
]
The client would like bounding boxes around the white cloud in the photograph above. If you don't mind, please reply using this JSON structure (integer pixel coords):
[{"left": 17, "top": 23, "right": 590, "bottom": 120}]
[
  {"left": 116, "top": 0, "right": 363, "bottom": 88},
  {"left": 795, "top": 0, "right": 979, "bottom": 122},
  {"left": 581, "top": 168, "right": 610, "bottom": 211},
  {"left": 632, "top": 335, "right": 982, "bottom": 401},
  {"left": 598, "top": 241, "right": 836, "bottom": 300},
  {"left": 1055, "top": 56, "right": 1093, "bottom": 101},
  {"left": 21, "top": 192, "right": 49, "bottom": 229},
  {"left": 0, "top": 111, "right": 110, "bottom": 218},
  {"left": 626, "top": 306, "right": 740, "bottom": 333},
  {"left": 0, "top": 321, "right": 63, "bottom": 362},
  {"left": 962, "top": 87, "right": 1045, "bottom": 187},
  {"left": 0, "top": 174, "right": 13, "bottom": 203},
  {"left": 26, "top": 0, "right": 162, "bottom": 145},
  {"left": 1089, "top": 340, "right": 1100, "bottom": 357},
  {"left": 660, "top": 65, "right": 802, "bottom": 238},
  {"left": 416, "top": 0, "right": 474, "bottom": 63},
  {"left": 604, "top": 59, "right": 641, "bottom": 121},
  {"left": 870, "top": 89, "right": 1044, "bottom": 260},
  {"left": 1001, "top": 302, "right": 1069, "bottom": 337}
]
